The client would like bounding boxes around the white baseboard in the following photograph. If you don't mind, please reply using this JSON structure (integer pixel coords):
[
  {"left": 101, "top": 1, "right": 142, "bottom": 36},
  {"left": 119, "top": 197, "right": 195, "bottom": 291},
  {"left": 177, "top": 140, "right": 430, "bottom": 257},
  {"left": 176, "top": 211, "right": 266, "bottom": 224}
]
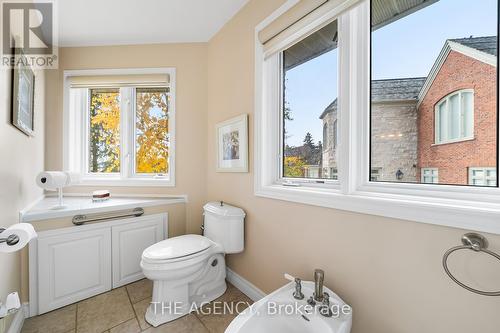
[
  {"left": 226, "top": 268, "right": 266, "bottom": 302},
  {"left": 6, "top": 303, "right": 28, "bottom": 333}
]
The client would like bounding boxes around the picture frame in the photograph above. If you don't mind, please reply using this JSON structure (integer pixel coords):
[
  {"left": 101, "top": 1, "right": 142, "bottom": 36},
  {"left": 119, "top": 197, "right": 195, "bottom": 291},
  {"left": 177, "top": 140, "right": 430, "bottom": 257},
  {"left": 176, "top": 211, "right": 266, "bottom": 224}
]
[
  {"left": 216, "top": 114, "right": 248, "bottom": 172},
  {"left": 11, "top": 50, "right": 35, "bottom": 136}
]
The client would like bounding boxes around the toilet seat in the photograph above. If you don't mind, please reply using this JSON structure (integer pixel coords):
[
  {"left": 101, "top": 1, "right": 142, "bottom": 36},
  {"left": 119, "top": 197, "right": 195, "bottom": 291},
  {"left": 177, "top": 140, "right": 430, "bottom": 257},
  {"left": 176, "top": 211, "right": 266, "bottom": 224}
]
[{"left": 142, "top": 234, "right": 217, "bottom": 264}]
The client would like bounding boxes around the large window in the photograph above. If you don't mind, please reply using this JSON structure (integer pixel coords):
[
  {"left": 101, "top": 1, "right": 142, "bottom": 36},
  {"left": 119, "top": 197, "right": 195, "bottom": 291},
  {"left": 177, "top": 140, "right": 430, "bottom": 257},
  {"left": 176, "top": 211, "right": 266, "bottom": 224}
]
[
  {"left": 64, "top": 69, "right": 175, "bottom": 186},
  {"left": 370, "top": 0, "right": 498, "bottom": 186},
  {"left": 435, "top": 90, "right": 474, "bottom": 144},
  {"left": 282, "top": 20, "right": 338, "bottom": 181},
  {"left": 255, "top": 0, "right": 500, "bottom": 233}
]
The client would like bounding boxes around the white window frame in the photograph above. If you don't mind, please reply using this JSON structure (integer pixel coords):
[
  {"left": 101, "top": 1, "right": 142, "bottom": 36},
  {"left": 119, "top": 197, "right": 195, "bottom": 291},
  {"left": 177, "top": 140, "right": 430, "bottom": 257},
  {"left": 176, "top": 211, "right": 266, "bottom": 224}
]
[
  {"left": 255, "top": 0, "right": 500, "bottom": 235},
  {"left": 434, "top": 89, "right": 474, "bottom": 145},
  {"left": 469, "top": 167, "right": 497, "bottom": 187},
  {"left": 63, "top": 68, "right": 176, "bottom": 187},
  {"left": 421, "top": 168, "right": 439, "bottom": 184}
]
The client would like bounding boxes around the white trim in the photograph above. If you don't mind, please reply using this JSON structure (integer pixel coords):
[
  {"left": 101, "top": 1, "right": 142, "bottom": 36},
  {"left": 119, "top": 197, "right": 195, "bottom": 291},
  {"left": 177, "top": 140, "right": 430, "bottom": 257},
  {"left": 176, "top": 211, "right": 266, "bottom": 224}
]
[
  {"left": 254, "top": 0, "right": 500, "bottom": 235},
  {"left": 418, "top": 41, "right": 497, "bottom": 107},
  {"left": 63, "top": 68, "right": 176, "bottom": 187},
  {"left": 226, "top": 268, "right": 266, "bottom": 302},
  {"left": 5, "top": 303, "right": 28, "bottom": 333}
]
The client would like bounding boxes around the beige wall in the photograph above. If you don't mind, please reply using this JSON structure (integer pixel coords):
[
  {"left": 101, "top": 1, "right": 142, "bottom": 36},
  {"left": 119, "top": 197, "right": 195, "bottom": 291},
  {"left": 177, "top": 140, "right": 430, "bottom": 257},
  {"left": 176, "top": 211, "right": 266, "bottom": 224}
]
[
  {"left": 206, "top": 1, "right": 500, "bottom": 332},
  {"left": 0, "top": 67, "right": 45, "bottom": 329},
  {"left": 45, "top": 43, "right": 208, "bottom": 234}
]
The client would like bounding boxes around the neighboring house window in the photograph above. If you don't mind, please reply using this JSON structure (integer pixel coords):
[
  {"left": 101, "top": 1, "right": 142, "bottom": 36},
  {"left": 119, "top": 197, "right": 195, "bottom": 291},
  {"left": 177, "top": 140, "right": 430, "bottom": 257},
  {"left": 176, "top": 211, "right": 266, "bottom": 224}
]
[
  {"left": 421, "top": 168, "right": 439, "bottom": 184},
  {"left": 435, "top": 90, "right": 474, "bottom": 144},
  {"left": 64, "top": 68, "right": 176, "bottom": 186},
  {"left": 469, "top": 167, "right": 497, "bottom": 187},
  {"left": 370, "top": 167, "right": 381, "bottom": 181}
]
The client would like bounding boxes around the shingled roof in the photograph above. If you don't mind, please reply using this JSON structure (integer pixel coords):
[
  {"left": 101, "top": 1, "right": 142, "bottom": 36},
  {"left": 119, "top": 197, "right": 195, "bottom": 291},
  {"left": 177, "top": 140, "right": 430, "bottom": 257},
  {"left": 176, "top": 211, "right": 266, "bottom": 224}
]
[
  {"left": 450, "top": 36, "right": 497, "bottom": 56},
  {"left": 320, "top": 77, "right": 426, "bottom": 119}
]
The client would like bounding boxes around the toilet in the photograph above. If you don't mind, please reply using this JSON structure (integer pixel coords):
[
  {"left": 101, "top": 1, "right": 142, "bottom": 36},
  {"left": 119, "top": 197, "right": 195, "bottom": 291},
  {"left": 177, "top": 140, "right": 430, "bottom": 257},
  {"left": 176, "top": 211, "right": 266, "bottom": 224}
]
[{"left": 140, "top": 202, "right": 245, "bottom": 327}]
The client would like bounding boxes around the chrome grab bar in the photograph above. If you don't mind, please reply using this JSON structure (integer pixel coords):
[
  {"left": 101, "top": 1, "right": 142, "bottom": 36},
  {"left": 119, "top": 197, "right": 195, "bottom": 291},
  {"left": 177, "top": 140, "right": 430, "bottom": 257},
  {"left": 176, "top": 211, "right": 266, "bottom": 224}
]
[
  {"left": 72, "top": 207, "right": 144, "bottom": 225},
  {"left": 442, "top": 233, "right": 500, "bottom": 296}
]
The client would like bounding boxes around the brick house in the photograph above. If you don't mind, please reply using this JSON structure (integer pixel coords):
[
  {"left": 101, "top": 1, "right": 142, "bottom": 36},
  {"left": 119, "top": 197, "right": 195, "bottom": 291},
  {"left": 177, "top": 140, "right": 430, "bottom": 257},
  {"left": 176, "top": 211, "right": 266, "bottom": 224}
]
[
  {"left": 320, "top": 36, "right": 497, "bottom": 185},
  {"left": 417, "top": 36, "right": 497, "bottom": 186}
]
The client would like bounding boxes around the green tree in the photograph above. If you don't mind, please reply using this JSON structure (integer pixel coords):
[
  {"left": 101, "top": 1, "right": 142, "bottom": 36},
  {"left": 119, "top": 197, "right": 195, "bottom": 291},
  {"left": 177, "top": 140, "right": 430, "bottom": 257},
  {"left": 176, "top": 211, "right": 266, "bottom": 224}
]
[{"left": 284, "top": 156, "right": 306, "bottom": 177}]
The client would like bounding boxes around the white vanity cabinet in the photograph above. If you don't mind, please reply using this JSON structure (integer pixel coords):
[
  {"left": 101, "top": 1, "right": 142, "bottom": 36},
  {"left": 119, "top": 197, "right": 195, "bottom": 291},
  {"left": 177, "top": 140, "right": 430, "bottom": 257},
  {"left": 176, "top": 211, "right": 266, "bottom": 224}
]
[
  {"left": 30, "top": 213, "right": 167, "bottom": 315},
  {"left": 112, "top": 216, "right": 164, "bottom": 287}
]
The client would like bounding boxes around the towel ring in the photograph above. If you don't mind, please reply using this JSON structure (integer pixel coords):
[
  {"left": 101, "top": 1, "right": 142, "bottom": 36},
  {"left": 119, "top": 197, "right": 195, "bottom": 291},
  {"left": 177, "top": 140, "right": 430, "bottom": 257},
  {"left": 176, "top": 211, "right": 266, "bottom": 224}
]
[{"left": 443, "top": 233, "right": 500, "bottom": 296}]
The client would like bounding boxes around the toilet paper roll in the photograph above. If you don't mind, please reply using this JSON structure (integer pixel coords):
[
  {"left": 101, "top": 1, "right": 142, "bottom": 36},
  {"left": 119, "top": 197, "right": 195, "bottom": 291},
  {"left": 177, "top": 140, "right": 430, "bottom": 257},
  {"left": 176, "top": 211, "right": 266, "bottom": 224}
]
[
  {"left": 36, "top": 171, "right": 68, "bottom": 190},
  {"left": 0, "top": 223, "right": 37, "bottom": 253}
]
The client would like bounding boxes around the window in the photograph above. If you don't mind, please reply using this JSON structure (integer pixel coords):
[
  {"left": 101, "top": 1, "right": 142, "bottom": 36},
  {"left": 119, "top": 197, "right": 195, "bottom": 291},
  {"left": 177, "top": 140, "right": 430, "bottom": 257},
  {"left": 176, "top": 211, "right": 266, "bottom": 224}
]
[
  {"left": 135, "top": 88, "right": 170, "bottom": 175},
  {"left": 370, "top": 0, "right": 497, "bottom": 186},
  {"left": 370, "top": 167, "right": 381, "bottom": 181},
  {"left": 282, "top": 19, "right": 338, "bottom": 181},
  {"left": 435, "top": 90, "right": 474, "bottom": 144},
  {"left": 64, "top": 68, "right": 175, "bottom": 186},
  {"left": 469, "top": 168, "right": 497, "bottom": 187},
  {"left": 256, "top": 0, "right": 500, "bottom": 234},
  {"left": 421, "top": 168, "right": 438, "bottom": 184},
  {"left": 89, "top": 89, "right": 121, "bottom": 173}
]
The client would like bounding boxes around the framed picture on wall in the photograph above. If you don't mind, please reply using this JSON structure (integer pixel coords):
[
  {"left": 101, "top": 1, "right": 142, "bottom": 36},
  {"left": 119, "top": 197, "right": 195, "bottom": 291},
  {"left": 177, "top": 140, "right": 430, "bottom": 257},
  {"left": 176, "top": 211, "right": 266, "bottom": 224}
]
[
  {"left": 11, "top": 51, "right": 35, "bottom": 136},
  {"left": 216, "top": 114, "right": 248, "bottom": 172}
]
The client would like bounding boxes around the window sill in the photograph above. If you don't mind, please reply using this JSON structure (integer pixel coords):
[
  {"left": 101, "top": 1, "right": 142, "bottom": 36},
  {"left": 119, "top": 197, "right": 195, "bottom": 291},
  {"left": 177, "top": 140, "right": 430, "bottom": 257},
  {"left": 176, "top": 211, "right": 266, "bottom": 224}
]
[
  {"left": 431, "top": 137, "right": 475, "bottom": 146},
  {"left": 77, "top": 177, "right": 175, "bottom": 187},
  {"left": 255, "top": 184, "right": 500, "bottom": 235}
]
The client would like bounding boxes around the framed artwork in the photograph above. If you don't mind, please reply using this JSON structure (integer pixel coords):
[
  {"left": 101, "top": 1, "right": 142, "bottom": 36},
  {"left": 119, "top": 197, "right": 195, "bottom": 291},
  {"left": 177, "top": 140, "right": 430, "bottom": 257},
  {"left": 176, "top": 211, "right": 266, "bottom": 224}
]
[
  {"left": 11, "top": 51, "right": 35, "bottom": 136},
  {"left": 216, "top": 114, "right": 248, "bottom": 172}
]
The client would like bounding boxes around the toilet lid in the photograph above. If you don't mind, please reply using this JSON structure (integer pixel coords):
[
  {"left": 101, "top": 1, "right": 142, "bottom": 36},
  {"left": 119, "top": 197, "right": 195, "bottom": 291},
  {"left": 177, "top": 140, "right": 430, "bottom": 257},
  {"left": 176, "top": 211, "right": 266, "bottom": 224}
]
[{"left": 142, "top": 234, "right": 212, "bottom": 261}]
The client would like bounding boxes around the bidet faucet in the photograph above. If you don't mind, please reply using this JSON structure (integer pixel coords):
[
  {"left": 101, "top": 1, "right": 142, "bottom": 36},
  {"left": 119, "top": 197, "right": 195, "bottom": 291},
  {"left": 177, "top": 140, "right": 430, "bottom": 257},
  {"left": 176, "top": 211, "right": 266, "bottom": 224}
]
[{"left": 313, "top": 269, "right": 324, "bottom": 302}]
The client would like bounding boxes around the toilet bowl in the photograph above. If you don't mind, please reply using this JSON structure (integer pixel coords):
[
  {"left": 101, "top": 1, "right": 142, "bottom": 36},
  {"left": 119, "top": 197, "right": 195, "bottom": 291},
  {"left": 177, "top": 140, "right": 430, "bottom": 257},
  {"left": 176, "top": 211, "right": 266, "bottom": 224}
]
[{"left": 140, "top": 202, "right": 245, "bottom": 327}]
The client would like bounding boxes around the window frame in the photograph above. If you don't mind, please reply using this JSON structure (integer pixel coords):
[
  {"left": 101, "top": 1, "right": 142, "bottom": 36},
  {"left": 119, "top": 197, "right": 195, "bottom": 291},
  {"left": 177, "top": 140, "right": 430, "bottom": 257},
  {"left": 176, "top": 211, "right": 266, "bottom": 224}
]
[
  {"left": 469, "top": 167, "right": 497, "bottom": 187},
  {"left": 63, "top": 68, "right": 176, "bottom": 187},
  {"left": 255, "top": 0, "right": 500, "bottom": 235},
  {"left": 421, "top": 168, "right": 439, "bottom": 184},
  {"left": 434, "top": 89, "right": 474, "bottom": 145}
]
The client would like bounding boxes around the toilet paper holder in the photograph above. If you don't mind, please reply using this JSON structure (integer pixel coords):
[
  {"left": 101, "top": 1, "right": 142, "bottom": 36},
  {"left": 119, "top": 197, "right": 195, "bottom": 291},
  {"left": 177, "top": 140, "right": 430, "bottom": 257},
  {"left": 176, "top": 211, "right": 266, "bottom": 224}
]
[{"left": 0, "top": 229, "right": 19, "bottom": 246}]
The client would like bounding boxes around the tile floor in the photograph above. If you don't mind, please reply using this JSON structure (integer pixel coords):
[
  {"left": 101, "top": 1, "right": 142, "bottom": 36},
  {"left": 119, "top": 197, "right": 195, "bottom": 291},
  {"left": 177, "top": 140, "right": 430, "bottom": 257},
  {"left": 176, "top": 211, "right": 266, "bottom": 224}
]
[{"left": 22, "top": 280, "right": 253, "bottom": 333}]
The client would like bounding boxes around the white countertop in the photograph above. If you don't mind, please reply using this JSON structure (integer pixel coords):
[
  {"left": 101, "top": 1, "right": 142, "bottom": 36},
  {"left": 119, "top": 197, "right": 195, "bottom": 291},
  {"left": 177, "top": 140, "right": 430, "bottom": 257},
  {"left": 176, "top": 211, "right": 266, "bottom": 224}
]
[{"left": 20, "top": 195, "right": 187, "bottom": 222}]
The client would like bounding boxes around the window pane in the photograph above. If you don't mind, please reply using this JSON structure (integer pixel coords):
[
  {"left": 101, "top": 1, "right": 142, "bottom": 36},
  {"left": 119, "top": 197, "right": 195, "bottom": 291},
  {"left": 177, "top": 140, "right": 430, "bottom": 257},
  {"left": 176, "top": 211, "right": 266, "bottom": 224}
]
[
  {"left": 89, "top": 89, "right": 120, "bottom": 173},
  {"left": 371, "top": 0, "right": 497, "bottom": 186},
  {"left": 438, "top": 102, "right": 447, "bottom": 143},
  {"left": 282, "top": 20, "right": 338, "bottom": 179},
  {"left": 135, "top": 88, "right": 169, "bottom": 174},
  {"left": 463, "top": 92, "right": 473, "bottom": 137},
  {"left": 449, "top": 94, "right": 460, "bottom": 140}
]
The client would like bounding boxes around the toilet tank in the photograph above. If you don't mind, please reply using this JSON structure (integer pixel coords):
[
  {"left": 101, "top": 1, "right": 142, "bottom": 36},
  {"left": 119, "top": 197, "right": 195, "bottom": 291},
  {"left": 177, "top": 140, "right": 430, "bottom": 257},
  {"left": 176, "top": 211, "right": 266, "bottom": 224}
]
[{"left": 203, "top": 202, "right": 245, "bottom": 254}]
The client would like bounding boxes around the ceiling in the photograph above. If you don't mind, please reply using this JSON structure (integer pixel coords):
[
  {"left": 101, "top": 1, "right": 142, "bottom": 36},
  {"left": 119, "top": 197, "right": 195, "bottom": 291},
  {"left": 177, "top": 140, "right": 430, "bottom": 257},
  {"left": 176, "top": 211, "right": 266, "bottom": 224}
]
[{"left": 57, "top": 0, "right": 249, "bottom": 47}]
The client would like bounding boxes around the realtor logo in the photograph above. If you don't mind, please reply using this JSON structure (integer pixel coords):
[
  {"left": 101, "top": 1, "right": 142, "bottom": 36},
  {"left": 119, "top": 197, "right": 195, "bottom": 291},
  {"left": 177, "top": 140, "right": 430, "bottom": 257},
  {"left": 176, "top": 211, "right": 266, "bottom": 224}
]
[{"left": 1, "top": 0, "right": 58, "bottom": 68}]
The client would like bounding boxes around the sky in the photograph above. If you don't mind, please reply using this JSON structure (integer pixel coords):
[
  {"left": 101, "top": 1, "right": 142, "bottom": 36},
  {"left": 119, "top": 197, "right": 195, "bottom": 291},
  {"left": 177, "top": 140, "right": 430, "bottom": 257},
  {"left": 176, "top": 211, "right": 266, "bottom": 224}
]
[{"left": 284, "top": 0, "right": 498, "bottom": 147}]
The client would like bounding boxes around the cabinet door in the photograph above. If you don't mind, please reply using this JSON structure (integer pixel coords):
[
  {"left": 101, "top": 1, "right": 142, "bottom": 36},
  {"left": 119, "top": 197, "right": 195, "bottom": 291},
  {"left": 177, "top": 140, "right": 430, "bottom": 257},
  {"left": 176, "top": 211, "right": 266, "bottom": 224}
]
[
  {"left": 112, "top": 215, "right": 164, "bottom": 288},
  {"left": 38, "top": 227, "right": 111, "bottom": 314}
]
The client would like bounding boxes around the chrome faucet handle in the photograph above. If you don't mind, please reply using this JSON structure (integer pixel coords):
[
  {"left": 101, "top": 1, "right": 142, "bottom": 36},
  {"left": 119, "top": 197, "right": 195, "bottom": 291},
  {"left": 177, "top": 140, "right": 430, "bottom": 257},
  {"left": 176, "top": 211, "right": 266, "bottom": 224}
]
[
  {"left": 284, "top": 273, "right": 304, "bottom": 300},
  {"left": 292, "top": 278, "right": 304, "bottom": 300},
  {"left": 320, "top": 292, "right": 333, "bottom": 317}
]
